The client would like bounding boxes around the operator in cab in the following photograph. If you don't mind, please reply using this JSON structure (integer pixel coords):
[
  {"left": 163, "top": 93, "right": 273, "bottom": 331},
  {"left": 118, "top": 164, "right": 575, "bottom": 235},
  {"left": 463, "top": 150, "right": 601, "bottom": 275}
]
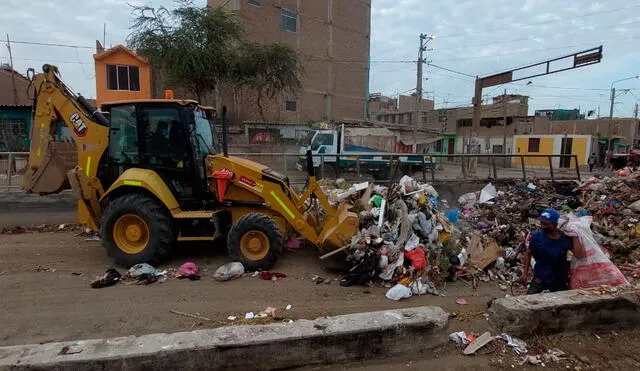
[{"left": 519, "top": 209, "right": 586, "bottom": 294}]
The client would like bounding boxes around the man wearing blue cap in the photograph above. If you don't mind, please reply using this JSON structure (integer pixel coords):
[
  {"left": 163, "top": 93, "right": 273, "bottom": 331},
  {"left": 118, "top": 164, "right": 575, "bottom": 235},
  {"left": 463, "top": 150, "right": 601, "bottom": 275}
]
[{"left": 519, "top": 208, "right": 586, "bottom": 294}]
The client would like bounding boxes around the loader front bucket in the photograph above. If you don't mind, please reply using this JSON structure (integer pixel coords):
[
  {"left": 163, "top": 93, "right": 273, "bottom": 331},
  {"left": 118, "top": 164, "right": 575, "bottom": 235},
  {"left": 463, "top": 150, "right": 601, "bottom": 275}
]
[
  {"left": 317, "top": 202, "right": 359, "bottom": 253},
  {"left": 22, "top": 142, "right": 77, "bottom": 194}
]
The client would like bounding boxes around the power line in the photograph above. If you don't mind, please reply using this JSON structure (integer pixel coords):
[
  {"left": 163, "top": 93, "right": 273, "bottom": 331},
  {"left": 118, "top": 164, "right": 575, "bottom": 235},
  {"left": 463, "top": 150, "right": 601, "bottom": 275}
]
[
  {"left": 436, "top": 4, "right": 640, "bottom": 39},
  {"left": 427, "top": 63, "right": 475, "bottom": 78},
  {"left": 0, "top": 39, "right": 94, "bottom": 49}
]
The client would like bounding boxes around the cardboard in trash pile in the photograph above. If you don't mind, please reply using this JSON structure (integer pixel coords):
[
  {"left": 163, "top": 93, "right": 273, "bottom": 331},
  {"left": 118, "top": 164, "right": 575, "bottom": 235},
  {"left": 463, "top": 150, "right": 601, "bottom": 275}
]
[{"left": 468, "top": 240, "right": 504, "bottom": 271}]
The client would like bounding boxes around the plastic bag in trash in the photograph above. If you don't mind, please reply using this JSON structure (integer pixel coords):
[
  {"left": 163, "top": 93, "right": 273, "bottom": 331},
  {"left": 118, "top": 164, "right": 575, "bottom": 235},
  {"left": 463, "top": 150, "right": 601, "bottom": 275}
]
[
  {"left": 214, "top": 262, "right": 245, "bottom": 282},
  {"left": 385, "top": 283, "right": 412, "bottom": 300},
  {"left": 399, "top": 175, "right": 420, "bottom": 194},
  {"left": 479, "top": 183, "right": 498, "bottom": 204},
  {"left": 457, "top": 192, "right": 477, "bottom": 209},
  {"left": 404, "top": 233, "right": 420, "bottom": 251},
  {"left": 410, "top": 279, "right": 427, "bottom": 295},
  {"left": 128, "top": 263, "right": 158, "bottom": 278},
  {"left": 564, "top": 216, "right": 629, "bottom": 289},
  {"left": 422, "top": 184, "right": 438, "bottom": 198},
  {"left": 379, "top": 252, "right": 404, "bottom": 280},
  {"left": 128, "top": 263, "right": 167, "bottom": 284}
]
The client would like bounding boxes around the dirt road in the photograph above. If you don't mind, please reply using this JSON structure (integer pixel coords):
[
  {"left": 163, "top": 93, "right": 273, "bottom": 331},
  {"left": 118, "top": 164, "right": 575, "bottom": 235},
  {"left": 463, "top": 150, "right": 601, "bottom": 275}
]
[{"left": 0, "top": 230, "right": 501, "bottom": 346}]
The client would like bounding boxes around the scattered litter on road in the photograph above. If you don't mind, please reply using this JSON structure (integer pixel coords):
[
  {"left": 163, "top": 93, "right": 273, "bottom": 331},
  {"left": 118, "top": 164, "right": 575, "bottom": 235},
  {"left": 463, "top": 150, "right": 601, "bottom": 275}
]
[
  {"left": 177, "top": 262, "right": 200, "bottom": 281},
  {"left": 286, "top": 304, "right": 292, "bottom": 310},
  {"left": 259, "top": 271, "right": 287, "bottom": 281},
  {"left": 227, "top": 316, "right": 237, "bottom": 321},
  {"left": 169, "top": 309, "right": 211, "bottom": 321},
  {"left": 90, "top": 268, "right": 122, "bottom": 289},
  {"left": 463, "top": 331, "right": 493, "bottom": 355},
  {"left": 262, "top": 306, "right": 278, "bottom": 317},
  {"left": 33, "top": 265, "right": 56, "bottom": 273},
  {"left": 213, "top": 262, "right": 245, "bottom": 282},
  {"left": 449, "top": 331, "right": 475, "bottom": 347},
  {"left": 245, "top": 312, "right": 255, "bottom": 319},
  {"left": 85, "top": 235, "right": 100, "bottom": 241},
  {"left": 456, "top": 298, "right": 468, "bottom": 305},
  {"left": 499, "top": 333, "right": 528, "bottom": 354},
  {"left": 128, "top": 263, "right": 167, "bottom": 284}
]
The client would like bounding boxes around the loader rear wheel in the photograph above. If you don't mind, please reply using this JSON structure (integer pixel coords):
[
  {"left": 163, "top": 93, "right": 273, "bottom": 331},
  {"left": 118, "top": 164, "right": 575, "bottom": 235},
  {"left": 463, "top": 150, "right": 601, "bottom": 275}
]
[
  {"left": 101, "top": 194, "right": 174, "bottom": 268},
  {"left": 227, "top": 213, "right": 282, "bottom": 271}
]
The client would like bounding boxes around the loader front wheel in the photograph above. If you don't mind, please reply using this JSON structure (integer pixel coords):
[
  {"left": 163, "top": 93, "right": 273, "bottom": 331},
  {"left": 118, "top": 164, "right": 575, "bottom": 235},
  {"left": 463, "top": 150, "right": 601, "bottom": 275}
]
[
  {"left": 227, "top": 213, "right": 282, "bottom": 271},
  {"left": 101, "top": 194, "right": 174, "bottom": 268}
]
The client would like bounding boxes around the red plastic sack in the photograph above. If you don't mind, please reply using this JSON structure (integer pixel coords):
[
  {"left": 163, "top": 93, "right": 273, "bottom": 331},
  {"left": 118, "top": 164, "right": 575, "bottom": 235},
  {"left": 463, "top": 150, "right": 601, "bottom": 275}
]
[
  {"left": 564, "top": 216, "right": 629, "bottom": 289},
  {"left": 405, "top": 248, "right": 428, "bottom": 270}
]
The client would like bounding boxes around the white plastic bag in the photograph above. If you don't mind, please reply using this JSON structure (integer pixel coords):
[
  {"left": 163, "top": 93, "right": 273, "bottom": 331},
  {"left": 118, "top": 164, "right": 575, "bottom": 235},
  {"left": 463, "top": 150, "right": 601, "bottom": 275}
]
[
  {"left": 213, "top": 262, "right": 245, "bottom": 281},
  {"left": 479, "top": 183, "right": 498, "bottom": 204},
  {"left": 379, "top": 252, "right": 404, "bottom": 280},
  {"left": 404, "top": 233, "right": 420, "bottom": 251},
  {"left": 399, "top": 175, "right": 420, "bottom": 195},
  {"left": 457, "top": 192, "right": 477, "bottom": 209},
  {"left": 564, "top": 216, "right": 629, "bottom": 289},
  {"left": 410, "top": 280, "right": 427, "bottom": 295},
  {"left": 385, "top": 283, "right": 412, "bottom": 300}
]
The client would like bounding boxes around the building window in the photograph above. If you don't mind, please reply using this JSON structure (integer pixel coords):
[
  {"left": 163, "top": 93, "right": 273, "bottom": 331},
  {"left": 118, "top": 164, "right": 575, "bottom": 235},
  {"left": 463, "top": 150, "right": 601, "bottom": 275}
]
[
  {"left": 248, "top": 0, "right": 260, "bottom": 6},
  {"left": 106, "top": 64, "right": 140, "bottom": 91},
  {"left": 281, "top": 9, "right": 297, "bottom": 32},
  {"left": 528, "top": 138, "right": 540, "bottom": 152},
  {"left": 0, "top": 119, "right": 27, "bottom": 151},
  {"left": 492, "top": 145, "right": 503, "bottom": 154},
  {"left": 421, "top": 112, "right": 428, "bottom": 124},
  {"left": 285, "top": 100, "right": 297, "bottom": 111}
]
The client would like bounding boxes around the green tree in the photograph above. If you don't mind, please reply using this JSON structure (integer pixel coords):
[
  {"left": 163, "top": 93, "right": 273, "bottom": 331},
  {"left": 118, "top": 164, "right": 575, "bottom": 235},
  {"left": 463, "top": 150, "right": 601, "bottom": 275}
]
[
  {"left": 232, "top": 43, "right": 302, "bottom": 121},
  {"left": 128, "top": 2, "right": 301, "bottom": 118}
]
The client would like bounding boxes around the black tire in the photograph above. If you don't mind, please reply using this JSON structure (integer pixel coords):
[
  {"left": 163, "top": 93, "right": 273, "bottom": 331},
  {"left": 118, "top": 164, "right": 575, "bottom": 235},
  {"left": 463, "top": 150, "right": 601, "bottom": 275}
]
[
  {"left": 227, "top": 213, "right": 282, "bottom": 271},
  {"left": 101, "top": 193, "right": 174, "bottom": 268}
]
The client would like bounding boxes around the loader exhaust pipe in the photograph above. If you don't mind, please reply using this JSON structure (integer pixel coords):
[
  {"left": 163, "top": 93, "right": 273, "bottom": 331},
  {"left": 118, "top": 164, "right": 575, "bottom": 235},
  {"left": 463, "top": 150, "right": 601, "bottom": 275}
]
[{"left": 222, "top": 105, "right": 228, "bottom": 157}]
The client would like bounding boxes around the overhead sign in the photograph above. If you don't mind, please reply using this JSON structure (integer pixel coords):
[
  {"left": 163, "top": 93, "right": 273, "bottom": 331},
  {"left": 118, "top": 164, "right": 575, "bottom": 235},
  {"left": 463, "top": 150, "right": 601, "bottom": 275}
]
[{"left": 481, "top": 71, "right": 513, "bottom": 88}]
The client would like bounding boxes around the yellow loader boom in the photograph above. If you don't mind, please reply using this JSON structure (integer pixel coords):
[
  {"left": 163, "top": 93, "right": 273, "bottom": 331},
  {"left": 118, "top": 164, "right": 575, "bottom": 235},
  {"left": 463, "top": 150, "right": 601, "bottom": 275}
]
[{"left": 22, "top": 64, "right": 109, "bottom": 230}]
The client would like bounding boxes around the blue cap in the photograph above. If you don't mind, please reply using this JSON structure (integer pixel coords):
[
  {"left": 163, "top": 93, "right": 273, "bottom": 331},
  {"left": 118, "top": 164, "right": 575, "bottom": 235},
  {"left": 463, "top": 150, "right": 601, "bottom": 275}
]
[{"left": 539, "top": 208, "right": 560, "bottom": 224}]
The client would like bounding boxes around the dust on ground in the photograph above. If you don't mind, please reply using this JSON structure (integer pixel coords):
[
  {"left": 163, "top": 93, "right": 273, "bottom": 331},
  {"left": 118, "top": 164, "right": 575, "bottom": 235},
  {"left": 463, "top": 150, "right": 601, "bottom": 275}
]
[{"left": 0, "top": 230, "right": 501, "bottom": 346}]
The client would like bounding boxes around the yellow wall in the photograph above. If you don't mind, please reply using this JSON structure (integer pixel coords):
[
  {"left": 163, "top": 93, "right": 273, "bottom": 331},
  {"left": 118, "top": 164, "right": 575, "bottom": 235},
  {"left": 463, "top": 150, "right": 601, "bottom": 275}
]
[
  {"left": 514, "top": 137, "right": 554, "bottom": 167},
  {"left": 94, "top": 47, "right": 151, "bottom": 107},
  {"left": 571, "top": 137, "right": 588, "bottom": 167}
]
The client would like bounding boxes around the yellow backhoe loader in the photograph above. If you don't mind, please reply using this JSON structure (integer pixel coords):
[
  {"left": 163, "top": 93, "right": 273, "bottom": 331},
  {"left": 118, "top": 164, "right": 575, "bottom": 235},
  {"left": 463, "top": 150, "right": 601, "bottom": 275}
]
[{"left": 22, "top": 64, "right": 357, "bottom": 270}]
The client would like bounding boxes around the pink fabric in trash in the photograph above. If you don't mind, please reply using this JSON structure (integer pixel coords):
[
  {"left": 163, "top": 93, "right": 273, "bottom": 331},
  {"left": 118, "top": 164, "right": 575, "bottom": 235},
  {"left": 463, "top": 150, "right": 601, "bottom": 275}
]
[
  {"left": 179, "top": 262, "right": 199, "bottom": 277},
  {"left": 285, "top": 239, "right": 303, "bottom": 250}
]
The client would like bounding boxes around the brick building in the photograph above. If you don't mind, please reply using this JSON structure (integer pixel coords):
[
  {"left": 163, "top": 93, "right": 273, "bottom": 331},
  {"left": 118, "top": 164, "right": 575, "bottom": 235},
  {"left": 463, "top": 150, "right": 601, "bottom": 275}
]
[{"left": 209, "top": 0, "right": 371, "bottom": 124}]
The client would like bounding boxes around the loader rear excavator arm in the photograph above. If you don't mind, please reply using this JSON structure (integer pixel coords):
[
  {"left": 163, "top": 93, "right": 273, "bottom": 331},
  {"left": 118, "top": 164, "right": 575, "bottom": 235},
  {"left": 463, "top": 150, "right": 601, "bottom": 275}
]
[{"left": 22, "top": 64, "right": 110, "bottom": 230}]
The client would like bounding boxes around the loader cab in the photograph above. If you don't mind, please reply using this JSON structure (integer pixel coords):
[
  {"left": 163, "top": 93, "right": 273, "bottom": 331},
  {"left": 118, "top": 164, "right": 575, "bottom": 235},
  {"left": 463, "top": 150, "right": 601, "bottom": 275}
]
[{"left": 102, "top": 100, "right": 216, "bottom": 208}]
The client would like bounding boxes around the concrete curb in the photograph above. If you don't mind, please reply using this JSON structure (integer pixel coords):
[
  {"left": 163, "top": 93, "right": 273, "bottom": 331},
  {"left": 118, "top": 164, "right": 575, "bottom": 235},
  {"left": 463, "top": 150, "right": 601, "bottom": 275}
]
[
  {"left": 0, "top": 306, "right": 448, "bottom": 370},
  {"left": 488, "top": 288, "right": 640, "bottom": 337}
]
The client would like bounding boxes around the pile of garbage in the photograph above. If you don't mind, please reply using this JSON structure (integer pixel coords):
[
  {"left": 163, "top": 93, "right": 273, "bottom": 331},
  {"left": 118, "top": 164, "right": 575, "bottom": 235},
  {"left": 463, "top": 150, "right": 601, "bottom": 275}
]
[
  {"left": 329, "top": 168, "right": 640, "bottom": 299},
  {"left": 333, "top": 175, "right": 453, "bottom": 299}
]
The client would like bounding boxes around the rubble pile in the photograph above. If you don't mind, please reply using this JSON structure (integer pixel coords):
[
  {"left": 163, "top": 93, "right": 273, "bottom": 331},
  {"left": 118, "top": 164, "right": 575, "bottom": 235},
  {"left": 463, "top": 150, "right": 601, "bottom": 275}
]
[{"left": 327, "top": 168, "right": 640, "bottom": 299}]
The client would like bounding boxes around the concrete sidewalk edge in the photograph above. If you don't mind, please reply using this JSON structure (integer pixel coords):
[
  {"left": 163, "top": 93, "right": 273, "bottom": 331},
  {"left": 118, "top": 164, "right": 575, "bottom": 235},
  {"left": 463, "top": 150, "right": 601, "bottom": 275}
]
[
  {"left": 0, "top": 306, "right": 449, "bottom": 370},
  {"left": 488, "top": 287, "right": 640, "bottom": 337}
]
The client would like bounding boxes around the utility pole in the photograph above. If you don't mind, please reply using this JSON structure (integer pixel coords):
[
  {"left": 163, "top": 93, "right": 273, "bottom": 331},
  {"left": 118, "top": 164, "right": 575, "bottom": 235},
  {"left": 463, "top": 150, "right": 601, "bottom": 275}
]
[
  {"left": 609, "top": 87, "right": 616, "bottom": 119},
  {"left": 634, "top": 103, "right": 638, "bottom": 119},
  {"left": 502, "top": 89, "right": 507, "bottom": 167},
  {"left": 6, "top": 34, "right": 18, "bottom": 105},
  {"left": 414, "top": 33, "right": 427, "bottom": 153}
]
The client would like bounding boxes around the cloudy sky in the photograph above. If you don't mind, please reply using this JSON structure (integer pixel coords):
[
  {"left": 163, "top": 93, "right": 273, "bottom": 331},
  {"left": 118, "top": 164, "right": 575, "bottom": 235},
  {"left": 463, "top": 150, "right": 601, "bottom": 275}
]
[{"left": 1, "top": 0, "right": 639, "bottom": 117}]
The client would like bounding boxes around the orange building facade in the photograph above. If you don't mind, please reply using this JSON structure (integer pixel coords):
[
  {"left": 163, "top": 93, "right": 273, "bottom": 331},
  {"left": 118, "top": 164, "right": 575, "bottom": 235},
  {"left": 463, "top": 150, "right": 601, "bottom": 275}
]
[{"left": 94, "top": 44, "right": 151, "bottom": 107}]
